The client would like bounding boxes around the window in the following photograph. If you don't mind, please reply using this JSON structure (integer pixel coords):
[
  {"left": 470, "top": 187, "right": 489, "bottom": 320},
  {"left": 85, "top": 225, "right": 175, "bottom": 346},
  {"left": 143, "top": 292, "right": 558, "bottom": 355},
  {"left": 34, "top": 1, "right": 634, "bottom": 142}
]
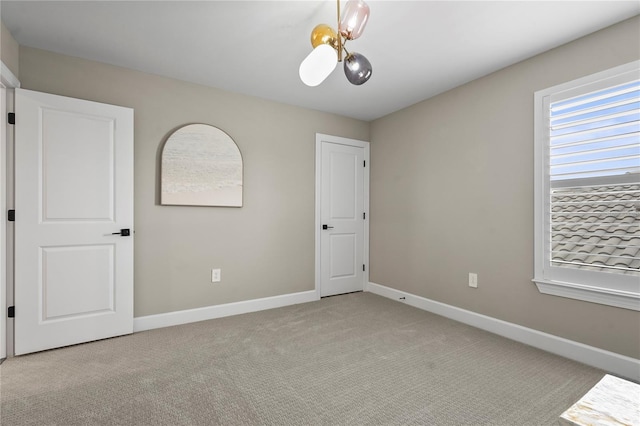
[{"left": 534, "top": 61, "right": 640, "bottom": 311}]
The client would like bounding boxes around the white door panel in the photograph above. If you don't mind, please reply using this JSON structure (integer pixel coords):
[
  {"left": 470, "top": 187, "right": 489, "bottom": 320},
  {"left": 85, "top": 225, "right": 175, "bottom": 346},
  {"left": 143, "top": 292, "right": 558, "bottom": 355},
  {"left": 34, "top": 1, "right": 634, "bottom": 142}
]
[
  {"left": 42, "top": 109, "right": 115, "bottom": 220},
  {"left": 42, "top": 244, "right": 115, "bottom": 320},
  {"left": 14, "top": 88, "right": 134, "bottom": 355},
  {"left": 330, "top": 233, "right": 357, "bottom": 278},
  {"left": 319, "top": 137, "right": 368, "bottom": 297},
  {"left": 329, "top": 151, "right": 357, "bottom": 219}
]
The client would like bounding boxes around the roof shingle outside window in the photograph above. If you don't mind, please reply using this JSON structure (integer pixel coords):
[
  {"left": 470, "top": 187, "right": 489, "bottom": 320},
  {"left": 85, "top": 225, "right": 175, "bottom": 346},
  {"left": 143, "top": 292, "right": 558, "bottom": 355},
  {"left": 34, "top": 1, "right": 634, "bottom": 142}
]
[{"left": 551, "top": 181, "right": 640, "bottom": 275}]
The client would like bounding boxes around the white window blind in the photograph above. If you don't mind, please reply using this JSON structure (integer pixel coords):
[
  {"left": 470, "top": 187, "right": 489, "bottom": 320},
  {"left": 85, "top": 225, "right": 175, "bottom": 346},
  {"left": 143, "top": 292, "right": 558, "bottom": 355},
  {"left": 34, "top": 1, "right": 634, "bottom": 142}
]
[
  {"left": 549, "top": 80, "right": 640, "bottom": 276},
  {"left": 534, "top": 61, "right": 640, "bottom": 311}
]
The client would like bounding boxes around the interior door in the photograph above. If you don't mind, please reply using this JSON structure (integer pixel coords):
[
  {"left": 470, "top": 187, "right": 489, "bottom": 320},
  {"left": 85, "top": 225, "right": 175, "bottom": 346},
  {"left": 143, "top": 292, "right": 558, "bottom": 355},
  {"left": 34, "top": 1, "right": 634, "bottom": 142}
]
[
  {"left": 14, "top": 88, "right": 134, "bottom": 355},
  {"left": 320, "top": 138, "right": 366, "bottom": 297}
]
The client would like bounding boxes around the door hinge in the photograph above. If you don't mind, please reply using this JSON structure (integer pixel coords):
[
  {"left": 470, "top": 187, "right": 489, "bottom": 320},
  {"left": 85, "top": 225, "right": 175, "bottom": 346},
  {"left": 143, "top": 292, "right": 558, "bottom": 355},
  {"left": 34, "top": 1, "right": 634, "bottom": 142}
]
[
  {"left": 7, "top": 113, "right": 15, "bottom": 125},
  {"left": 363, "top": 212, "right": 366, "bottom": 220},
  {"left": 7, "top": 210, "right": 15, "bottom": 222},
  {"left": 363, "top": 264, "right": 366, "bottom": 272},
  {"left": 363, "top": 160, "right": 366, "bottom": 167},
  {"left": 7, "top": 306, "right": 14, "bottom": 318}
]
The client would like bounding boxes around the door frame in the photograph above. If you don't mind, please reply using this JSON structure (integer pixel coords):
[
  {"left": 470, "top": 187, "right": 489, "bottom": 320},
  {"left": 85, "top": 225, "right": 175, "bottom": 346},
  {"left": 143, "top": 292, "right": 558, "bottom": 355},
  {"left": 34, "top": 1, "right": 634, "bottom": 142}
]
[
  {"left": 1, "top": 60, "right": 20, "bottom": 359},
  {"left": 314, "top": 133, "right": 370, "bottom": 299}
]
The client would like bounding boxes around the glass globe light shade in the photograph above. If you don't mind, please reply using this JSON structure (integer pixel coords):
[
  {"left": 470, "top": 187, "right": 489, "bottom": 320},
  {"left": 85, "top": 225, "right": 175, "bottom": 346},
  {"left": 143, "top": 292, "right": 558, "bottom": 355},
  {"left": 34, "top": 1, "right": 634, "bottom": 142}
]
[
  {"left": 299, "top": 44, "right": 338, "bottom": 87},
  {"left": 339, "top": 0, "right": 370, "bottom": 40},
  {"left": 311, "top": 24, "right": 338, "bottom": 50},
  {"left": 343, "top": 52, "right": 372, "bottom": 85}
]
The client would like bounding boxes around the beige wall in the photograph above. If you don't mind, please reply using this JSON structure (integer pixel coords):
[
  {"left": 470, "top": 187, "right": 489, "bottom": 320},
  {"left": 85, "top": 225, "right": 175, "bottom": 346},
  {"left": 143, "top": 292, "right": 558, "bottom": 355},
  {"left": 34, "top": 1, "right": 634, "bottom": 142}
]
[
  {"left": 1, "top": 20, "right": 19, "bottom": 77},
  {"left": 19, "top": 46, "right": 369, "bottom": 317},
  {"left": 370, "top": 16, "right": 640, "bottom": 359},
  {"left": 13, "top": 16, "right": 640, "bottom": 358}
]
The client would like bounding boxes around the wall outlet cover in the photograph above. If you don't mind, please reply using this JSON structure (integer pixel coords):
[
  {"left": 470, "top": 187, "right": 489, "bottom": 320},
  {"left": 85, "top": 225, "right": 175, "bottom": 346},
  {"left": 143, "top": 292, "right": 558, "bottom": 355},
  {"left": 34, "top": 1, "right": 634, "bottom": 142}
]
[{"left": 469, "top": 273, "right": 478, "bottom": 288}]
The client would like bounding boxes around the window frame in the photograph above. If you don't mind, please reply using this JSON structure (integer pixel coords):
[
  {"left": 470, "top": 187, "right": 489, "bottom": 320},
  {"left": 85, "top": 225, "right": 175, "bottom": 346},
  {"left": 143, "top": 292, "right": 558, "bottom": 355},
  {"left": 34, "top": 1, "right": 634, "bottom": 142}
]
[{"left": 533, "top": 60, "right": 640, "bottom": 311}]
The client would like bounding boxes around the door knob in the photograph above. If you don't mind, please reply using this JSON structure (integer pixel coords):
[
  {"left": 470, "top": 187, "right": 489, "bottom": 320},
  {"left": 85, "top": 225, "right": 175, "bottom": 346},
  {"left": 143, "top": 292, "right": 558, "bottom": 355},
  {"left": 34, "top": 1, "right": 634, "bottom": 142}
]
[
  {"left": 112, "top": 228, "right": 131, "bottom": 236},
  {"left": 322, "top": 224, "right": 334, "bottom": 230}
]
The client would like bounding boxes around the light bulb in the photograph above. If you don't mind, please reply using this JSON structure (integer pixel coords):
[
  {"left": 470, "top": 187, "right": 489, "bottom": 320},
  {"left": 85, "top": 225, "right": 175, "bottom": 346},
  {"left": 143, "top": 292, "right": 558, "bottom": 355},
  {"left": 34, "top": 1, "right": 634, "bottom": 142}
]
[
  {"left": 310, "top": 24, "right": 338, "bottom": 49},
  {"left": 339, "top": 0, "right": 370, "bottom": 40},
  {"left": 299, "top": 44, "right": 338, "bottom": 87},
  {"left": 344, "top": 52, "right": 372, "bottom": 85}
]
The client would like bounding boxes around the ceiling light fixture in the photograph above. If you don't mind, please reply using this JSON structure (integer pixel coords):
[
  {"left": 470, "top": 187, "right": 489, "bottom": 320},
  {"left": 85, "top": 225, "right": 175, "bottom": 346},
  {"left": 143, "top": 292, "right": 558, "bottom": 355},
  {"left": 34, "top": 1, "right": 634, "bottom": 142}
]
[{"left": 299, "top": 0, "right": 372, "bottom": 87}]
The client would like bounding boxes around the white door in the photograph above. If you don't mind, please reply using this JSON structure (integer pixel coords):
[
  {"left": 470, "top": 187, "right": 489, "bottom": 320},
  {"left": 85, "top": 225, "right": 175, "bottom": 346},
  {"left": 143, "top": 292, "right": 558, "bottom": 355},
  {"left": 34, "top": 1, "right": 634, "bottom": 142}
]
[
  {"left": 14, "top": 88, "right": 134, "bottom": 355},
  {"left": 317, "top": 134, "right": 369, "bottom": 297}
]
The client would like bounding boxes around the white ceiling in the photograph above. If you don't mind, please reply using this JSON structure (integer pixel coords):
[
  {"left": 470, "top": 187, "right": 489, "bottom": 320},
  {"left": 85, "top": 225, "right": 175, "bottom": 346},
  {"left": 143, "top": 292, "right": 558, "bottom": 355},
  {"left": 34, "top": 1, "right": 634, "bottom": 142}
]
[{"left": 1, "top": 1, "right": 639, "bottom": 121}]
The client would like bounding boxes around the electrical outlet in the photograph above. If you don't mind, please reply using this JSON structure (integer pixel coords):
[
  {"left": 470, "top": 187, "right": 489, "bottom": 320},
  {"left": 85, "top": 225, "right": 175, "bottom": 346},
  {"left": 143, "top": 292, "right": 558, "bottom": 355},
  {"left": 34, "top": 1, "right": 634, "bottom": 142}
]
[
  {"left": 211, "top": 268, "right": 221, "bottom": 283},
  {"left": 468, "top": 273, "right": 478, "bottom": 288}
]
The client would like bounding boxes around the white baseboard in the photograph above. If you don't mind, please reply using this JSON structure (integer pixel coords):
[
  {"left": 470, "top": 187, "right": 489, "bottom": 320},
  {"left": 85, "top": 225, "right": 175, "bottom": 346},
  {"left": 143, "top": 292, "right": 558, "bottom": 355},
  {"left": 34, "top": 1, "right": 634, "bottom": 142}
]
[
  {"left": 367, "top": 282, "right": 640, "bottom": 382},
  {"left": 134, "top": 290, "right": 318, "bottom": 333}
]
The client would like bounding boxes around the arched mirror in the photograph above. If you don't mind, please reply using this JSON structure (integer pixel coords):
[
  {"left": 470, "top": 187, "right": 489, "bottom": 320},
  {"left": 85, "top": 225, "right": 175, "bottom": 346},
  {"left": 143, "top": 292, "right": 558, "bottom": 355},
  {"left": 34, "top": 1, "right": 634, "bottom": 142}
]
[{"left": 161, "top": 124, "right": 243, "bottom": 207}]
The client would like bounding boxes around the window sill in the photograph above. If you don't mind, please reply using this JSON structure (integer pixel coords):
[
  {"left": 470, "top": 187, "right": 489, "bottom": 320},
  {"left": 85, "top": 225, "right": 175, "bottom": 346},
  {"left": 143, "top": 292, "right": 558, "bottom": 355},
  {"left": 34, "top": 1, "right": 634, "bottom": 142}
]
[{"left": 533, "top": 279, "right": 640, "bottom": 311}]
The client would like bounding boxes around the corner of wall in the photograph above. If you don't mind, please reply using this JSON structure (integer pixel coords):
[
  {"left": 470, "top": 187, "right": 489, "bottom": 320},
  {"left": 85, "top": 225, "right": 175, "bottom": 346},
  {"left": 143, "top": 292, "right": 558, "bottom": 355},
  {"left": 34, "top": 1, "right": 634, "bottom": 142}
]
[{"left": 1, "top": 20, "right": 20, "bottom": 79}]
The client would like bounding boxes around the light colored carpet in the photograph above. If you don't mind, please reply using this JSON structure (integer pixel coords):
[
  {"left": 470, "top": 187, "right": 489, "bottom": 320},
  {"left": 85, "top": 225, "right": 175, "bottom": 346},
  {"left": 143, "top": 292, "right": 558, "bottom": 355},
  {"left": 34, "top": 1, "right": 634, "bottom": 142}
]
[{"left": 1, "top": 292, "right": 604, "bottom": 425}]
